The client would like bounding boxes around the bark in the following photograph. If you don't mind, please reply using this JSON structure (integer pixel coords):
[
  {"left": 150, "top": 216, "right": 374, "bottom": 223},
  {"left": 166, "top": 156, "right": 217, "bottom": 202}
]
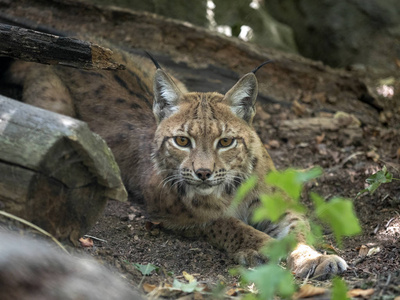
[
  {"left": 0, "top": 95, "right": 127, "bottom": 243},
  {"left": 0, "top": 23, "right": 124, "bottom": 70}
]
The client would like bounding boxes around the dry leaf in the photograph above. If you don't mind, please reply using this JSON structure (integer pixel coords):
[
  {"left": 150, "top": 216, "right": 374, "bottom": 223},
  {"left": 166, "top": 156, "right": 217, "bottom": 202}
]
[
  {"left": 367, "top": 246, "right": 381, "bottom": 256},
  {"left": 269, "top": 140, "right": 280, "bottom": 149},
  {"left": 396, "top": 147, "right": 400, "bottom": 159},
  {"left": 292, "top": 99, "right": 306, "bottom": 116},
  {"left": 315, "top": 133, "right": 325, "bottom": 144},
  {"left": 366, "top": 150, "right": 380, "bottom": 162},
  {"left": 358, "top": 245, "right": 369, "bottom": 257},
  {"left": 321, "top": 243, "right": 339, "bottom": 254},
  {"left": 142, "top": 283, "right": 157, "bottom": 293},
  {"left": 293, "top": 284, "right": 326, "bottom": 299},
  {"left": 183, "top": 271, "right": 195, "bottom": 283},
  {"left": 145, "top": 221, "right": 161, "bottom": 231},
  {"left": 79, "top": 237, "right": 93, "bottom": 248},
  {"left": 226, "top": 288, "right": 245, "bottom": 296},
  {"left": 394, "top": 296, "right": 400, "bottom": 300},
  {"left": 347, "top": 288, "right": 374, "bottom": 298}
]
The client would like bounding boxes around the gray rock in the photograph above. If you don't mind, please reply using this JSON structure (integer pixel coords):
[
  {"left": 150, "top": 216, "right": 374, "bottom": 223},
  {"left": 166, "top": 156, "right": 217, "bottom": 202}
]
[
  {"left": 264, "top": 0, "right": 400, "bottom": 70},
  {"left": 0, "top": 232, "right": 142, "bottom": 300}
]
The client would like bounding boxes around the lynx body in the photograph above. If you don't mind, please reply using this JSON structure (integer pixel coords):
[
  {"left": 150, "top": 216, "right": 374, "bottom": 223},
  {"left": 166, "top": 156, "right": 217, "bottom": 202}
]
[{"left": 8, "top": 44, "right": 347, "bottom": 280}]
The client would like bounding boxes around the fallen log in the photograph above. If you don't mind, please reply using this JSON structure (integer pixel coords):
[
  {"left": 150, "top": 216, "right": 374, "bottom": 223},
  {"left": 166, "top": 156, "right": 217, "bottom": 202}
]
[
  {"left": 0, "top": 95, "right": 127, "bottom": 244},
  {"left": 0, "top": 23, "right": 125, "bottom": 70}
]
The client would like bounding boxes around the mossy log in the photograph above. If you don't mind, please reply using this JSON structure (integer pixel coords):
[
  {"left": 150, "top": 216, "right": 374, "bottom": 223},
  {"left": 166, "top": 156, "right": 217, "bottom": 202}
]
[{"left": 0, "top": 95, "right": 127, "bottom": 244}]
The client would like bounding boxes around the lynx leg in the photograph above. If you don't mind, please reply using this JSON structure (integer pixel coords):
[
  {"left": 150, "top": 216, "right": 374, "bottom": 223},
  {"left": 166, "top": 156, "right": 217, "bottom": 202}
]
[
  {"left": 271, "top": 211, "right": 348, "bottom": 280},
  {"left": 201, "top": 217, "right": 272, "bottom": 266}
]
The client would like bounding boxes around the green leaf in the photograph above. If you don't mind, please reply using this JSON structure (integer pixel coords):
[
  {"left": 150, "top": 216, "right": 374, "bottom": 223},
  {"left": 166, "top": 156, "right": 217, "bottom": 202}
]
[
  {"left": 133, "top": 263, "right": 158, "bottom": 275},
  {"left": 312, "top": 194, "right": 361, "bottom": 246},
  {"left": 261, "top": 234, "right": 297, "bottom": 263},
  {"left": 356, "top": 166, "right": 394, "bottom": 198},
  {"left": 242, "top": 264, "right": 295, "bottom": 299},
  {"left": 253, "top": 192, "right": 306, "bottom": 224},
  {"left": 253, "top": 193, "right": 287, "bottom": 222},
  {"left": 265, "top": 167, "right": 322, "bottom": 201},
  {"left": 232, "top": 175, "right": 258, "bottom": 207},
  {"left": 172, "top": 279, "right": 202, "bottom": 293},
  {"left": 331, "top": 277, "right": 350, "bottom": 300}
]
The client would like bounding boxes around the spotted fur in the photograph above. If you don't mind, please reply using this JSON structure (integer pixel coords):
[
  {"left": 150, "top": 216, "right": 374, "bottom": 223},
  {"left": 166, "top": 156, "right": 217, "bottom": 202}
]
[{"left": 7, "top": 42, "right": 347, "bottom": 280}]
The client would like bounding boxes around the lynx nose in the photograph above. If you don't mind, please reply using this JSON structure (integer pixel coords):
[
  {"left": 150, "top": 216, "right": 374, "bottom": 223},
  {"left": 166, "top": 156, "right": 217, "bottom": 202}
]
[{"left": 195, "top": 168, "right": 212, "bottom": 181}]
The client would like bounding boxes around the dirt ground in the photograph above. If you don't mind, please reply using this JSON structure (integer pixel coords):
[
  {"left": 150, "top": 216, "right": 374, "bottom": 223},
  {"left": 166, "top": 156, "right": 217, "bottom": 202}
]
[
  {"left": 82, "top": 95, "right": 400, "bottom": 299},
  {"left": 0, "top": 2, "right": 399, "bottom": 297}
]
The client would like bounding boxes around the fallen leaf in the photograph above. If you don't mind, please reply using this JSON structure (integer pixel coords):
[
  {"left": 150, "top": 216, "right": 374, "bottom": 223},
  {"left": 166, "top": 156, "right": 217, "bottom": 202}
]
[
  {"left": 397, "top": 147, "right": 400, "bottom": 159},
  {"left": 334, "top": 111, "right": 361, "bottom": 127},
  {"left": 183, "top": 271, "right": 195, "bottom": 283},
  {"left": 394, "top": 296, "right": 400, "bottom": 300},
  {"left": 367, "top": 246, "right": 381, "bottom": 256},
  {"left": 79, "top": 237, "right": 93, "bottom": 248},
  {"left": 134, "top": 263, "right": 158, "bottom": 275},
  {"left": 142, "top": 283, "right": 157, "bottom": 293},
  {"left": 347, "top": 288, "right": 374, "bottom": 298},
  {"left": 321, "top": 243, "right": 339, "bottom": 254},
  {"left": 358, "top": 245, "right": 369, "bottom": 257},
  {"left": 226, "top": 288, "right": 245, "bottom": 296},
  {"left": 292, "top": 99, "right": 306, "bottom": 116},
  {"left": 269, "top": 139, "right": 280, "bottom": 149},
  {"left": 366, "top": 150, "right": 380, "bottom": 162},
  {"left": 293, "top": 284, "right": 326, "bottom": 299},
  {"left": 145, "top": 221, "right": 161, "bottom": 231},
  {"left": 315, "top": 133, "right": 325, "bottom": 144}
]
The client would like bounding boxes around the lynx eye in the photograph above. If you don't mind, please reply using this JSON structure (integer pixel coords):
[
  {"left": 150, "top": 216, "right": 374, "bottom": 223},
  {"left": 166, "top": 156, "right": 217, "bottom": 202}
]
[
  {"left": 174, "top": 136, "right": 191, "bottom": 147},
  {"left": 218, "top": 138, "right": 234, "bottom": 148}
]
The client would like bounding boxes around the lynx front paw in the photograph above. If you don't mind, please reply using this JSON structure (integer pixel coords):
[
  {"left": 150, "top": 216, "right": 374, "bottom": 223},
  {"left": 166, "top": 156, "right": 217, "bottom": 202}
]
[
  {"left": 233, "top": 249, "right": 266, "bottom": 267},
  {"left": 288, "top": 244, "right": 348, "bottom": 280}
]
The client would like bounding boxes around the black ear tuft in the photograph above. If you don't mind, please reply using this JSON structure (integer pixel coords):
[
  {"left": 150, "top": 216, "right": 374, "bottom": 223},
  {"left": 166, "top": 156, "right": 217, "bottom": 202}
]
[
  {"left": 145, "top": 51, "right": 162, "bottom": 69},
  {"left": 251, "top": 60, "right": 273, "bottom": 74}
]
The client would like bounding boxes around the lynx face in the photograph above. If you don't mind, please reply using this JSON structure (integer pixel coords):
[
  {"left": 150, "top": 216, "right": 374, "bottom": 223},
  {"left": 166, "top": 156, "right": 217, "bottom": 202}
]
[{"left": 151, "top": 69, "right": 260, "bottom": 205}]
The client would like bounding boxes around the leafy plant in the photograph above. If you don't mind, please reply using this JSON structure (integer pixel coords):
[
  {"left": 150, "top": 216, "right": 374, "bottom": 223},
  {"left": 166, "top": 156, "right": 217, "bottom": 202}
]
[
  {"left": 312, "top": 193, "right": 361, "bottom": 247},
  {"left": 133, "top": 263, "right": 159, "bottom": 275},
  {"left": 234, "top": 167, "right": 360, "bottom": 299},
  {"left": 331, "top": 277, "right": 350, "bottom": 300},
  {"left": 356, "top": 165, "right": 399, "bottom": 198}
]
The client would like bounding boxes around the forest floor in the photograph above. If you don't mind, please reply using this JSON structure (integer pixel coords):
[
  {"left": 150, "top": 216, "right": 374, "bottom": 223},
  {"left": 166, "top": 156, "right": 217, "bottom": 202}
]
[
  {"left": 84, "top": 96, "right": 400, "bottom": 299},
  {"left": 0, "top": 2, "right": 399, "bottom": 298}
]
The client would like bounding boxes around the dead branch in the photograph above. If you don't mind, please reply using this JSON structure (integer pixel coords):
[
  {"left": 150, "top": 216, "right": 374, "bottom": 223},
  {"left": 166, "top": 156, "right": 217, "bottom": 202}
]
[{"left": 0, "top": 23, "right": 125, "bottom": 70}]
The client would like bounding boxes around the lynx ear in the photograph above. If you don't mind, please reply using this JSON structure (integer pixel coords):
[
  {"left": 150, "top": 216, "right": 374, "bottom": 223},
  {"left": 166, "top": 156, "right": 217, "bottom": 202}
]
[
  {"left": 223, "top": 73, "right": 258, "bottom": 123},
  {"left": 153, "top": 69, "right": 183, "bottom": 123}
]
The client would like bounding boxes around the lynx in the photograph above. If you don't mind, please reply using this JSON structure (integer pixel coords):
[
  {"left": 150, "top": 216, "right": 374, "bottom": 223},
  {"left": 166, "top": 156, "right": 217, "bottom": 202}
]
[{"left": 7, "top": 44, "right": 347, "bottom": 280}]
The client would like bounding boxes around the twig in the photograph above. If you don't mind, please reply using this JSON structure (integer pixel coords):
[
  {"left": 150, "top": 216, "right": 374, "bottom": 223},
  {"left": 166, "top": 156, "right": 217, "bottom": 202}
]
[
  {"left": 385, "top": 217, "right": 395, "bottom": 228},
  {"left": 84, "top": 234, "right": 107, "bottom": 243},
  {"left": 0, "top": 210, "right": 69, "bottom": 255}
]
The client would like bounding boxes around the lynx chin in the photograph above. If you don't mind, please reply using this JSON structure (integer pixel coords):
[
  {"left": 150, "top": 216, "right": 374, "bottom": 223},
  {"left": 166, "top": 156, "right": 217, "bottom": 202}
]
[{"left": 8, "top": 41, "right": 347, "bottom": 280}]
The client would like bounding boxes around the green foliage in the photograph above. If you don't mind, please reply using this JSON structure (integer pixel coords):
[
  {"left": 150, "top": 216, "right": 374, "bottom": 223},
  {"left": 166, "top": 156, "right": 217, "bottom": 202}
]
[
  {"left": 312, "top": 193, "right": 361, "bottom": 247},
  {"left": 331, "top": 277, "right": 350, "bottom": 300},
  {"left": 232, "top": 175, "right": 258, "bottom": 208},
  {"left": 261, "top": 234, "right": 297, "bottom": 263},
  {"left": 234, "top": 167, "right": 360, "bottom": 299},
  {"left": 266, "top": 167, "right": 322, "bottom": 201},
  {"left": 252, "top": 168, "right": 321, "bottom": 223},
  {"left": 356, "top": 165, "right": 398, "bottom": 198},
  {"left": 133, "top": 263, "right": 159, "bottom": 275},
  {"left": 242, "top": 264, "right": 295, "bottom": 299}
]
